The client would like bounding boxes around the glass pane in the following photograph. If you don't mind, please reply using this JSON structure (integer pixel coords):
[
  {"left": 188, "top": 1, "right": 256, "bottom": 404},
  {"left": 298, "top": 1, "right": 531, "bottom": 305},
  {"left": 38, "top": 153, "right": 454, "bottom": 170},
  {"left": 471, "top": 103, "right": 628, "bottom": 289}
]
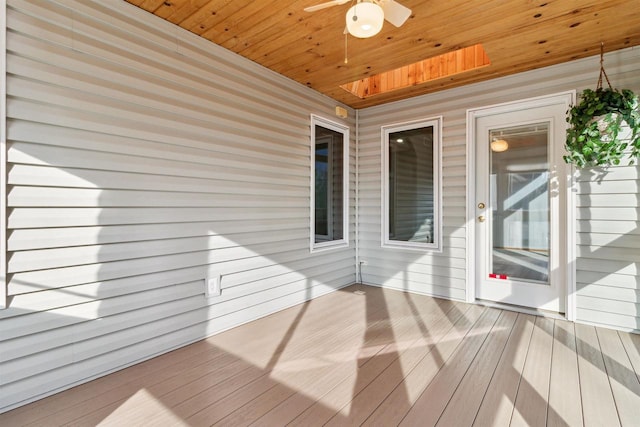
[
  {"left": 489, "top": 123, "right": 549, "bottom": 283},
  {"left": 388, "top": 126, "right": 434, "bottom": 243},
  {"left": 315, "top": 142, "right": 329, "bottom": 237},
  {"left": 315, "top": 125, "right": 344, "bottom": 243}
]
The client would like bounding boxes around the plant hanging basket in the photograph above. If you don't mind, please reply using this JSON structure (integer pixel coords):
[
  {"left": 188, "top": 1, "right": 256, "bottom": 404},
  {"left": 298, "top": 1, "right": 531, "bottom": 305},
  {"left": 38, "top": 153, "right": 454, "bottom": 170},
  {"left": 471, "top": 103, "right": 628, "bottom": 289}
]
[{"left": 564, "top": 45, "right": 640, "bottom": 168}]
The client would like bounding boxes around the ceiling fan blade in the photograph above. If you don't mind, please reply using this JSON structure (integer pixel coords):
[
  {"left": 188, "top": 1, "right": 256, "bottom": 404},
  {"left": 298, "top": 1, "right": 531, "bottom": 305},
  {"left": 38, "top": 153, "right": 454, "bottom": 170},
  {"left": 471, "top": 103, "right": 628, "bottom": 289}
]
[
  {"left": 304, "top": 0, "right": 350, "bottom": 13},
  {"left": 380, "top": 0, "right": 412, "bottom": 27}
]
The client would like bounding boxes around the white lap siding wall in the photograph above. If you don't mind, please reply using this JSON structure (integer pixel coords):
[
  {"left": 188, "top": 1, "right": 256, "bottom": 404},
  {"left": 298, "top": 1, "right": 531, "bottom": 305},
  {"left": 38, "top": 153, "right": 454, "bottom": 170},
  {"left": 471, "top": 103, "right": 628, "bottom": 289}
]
[
  {"left": 0, "top": 0, "right": 355, "bottom": 412},
  {"left": 1, "top": 0, "right": 639, "bottom": 414},
  {"left": 357, "top": 46, "right": 640, "bottom": 331}
]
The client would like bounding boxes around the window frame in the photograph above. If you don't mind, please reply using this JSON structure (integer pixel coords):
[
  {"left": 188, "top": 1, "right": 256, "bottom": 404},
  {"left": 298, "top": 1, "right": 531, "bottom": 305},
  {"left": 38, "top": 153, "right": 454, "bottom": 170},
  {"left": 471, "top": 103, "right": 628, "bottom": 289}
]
[
  {"left": 381, "top": 117, "right": 443, "bottom": 252},
  {"left": 310, "top": 114, "right": 349, "bottom": 252}
]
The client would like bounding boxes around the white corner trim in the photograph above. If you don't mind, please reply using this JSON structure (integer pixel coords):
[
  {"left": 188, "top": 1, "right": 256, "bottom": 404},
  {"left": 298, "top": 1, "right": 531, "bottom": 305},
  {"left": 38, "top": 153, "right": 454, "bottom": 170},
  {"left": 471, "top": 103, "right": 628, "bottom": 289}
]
[
  {"left": 564, "top": 91, "right": 578, "bottom": 320},
  {"left": 0, "top": 0, "right": 7, "bottom": 309},
  {"left": 355, "top": 109, "right": 360, "bottom": 272},
  {"left": 465, "top": 108, "right": 476, "bottom": 304}
]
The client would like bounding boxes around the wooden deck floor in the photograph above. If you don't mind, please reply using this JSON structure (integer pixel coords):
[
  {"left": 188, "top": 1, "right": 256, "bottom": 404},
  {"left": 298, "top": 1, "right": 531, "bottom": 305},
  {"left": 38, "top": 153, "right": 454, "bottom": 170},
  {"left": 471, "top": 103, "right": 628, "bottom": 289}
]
[{"left": 2, "top": 284, "right": 640, "bottom": 426}]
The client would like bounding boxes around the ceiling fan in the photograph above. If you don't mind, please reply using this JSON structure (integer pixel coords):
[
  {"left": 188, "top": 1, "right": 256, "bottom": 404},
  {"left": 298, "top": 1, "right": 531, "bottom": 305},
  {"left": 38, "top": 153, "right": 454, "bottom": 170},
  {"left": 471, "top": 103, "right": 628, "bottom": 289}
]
[{"left": 304, "top": 0, "right": 412, "bottom": 38}]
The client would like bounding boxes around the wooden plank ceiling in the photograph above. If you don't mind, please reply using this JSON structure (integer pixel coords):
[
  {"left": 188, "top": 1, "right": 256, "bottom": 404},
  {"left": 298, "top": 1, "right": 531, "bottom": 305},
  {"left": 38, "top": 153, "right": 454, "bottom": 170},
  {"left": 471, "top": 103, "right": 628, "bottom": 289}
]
[{"left": 124, "top": 0, "right": 640, "bottom": 109}]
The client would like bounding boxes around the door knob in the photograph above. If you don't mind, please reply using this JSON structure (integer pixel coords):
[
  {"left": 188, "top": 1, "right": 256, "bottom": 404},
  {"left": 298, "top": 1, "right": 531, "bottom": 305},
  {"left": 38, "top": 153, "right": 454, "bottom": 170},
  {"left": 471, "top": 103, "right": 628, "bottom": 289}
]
[
  {"left": 478, "top": 215, "right": 485, "bottom": 222},
  {"left": 478, "top": 202, "right": 485, "bottom": 209}
]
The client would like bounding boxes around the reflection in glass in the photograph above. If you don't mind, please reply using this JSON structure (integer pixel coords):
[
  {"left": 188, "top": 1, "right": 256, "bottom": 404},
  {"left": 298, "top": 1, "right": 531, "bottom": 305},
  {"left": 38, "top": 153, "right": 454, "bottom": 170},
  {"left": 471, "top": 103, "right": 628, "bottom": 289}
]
[
  {"left": 315, "top": 125, "right": 344, "bottom": 243},
  {"left": 388, "top": 126, "right": 434, "bottom": 243},
  {"left": 490, "top": 123, "right": 549, "bottom": 283},
  {"left": 315, "top": 142, "right": 329, "bottom": 236}
]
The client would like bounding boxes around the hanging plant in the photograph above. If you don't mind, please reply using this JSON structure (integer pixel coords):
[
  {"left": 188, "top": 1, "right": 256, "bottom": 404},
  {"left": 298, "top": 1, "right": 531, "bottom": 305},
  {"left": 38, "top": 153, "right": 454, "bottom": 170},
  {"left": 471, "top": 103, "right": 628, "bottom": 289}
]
[{"left": 564, "top": 45, "right": 640, "bottom": 168}]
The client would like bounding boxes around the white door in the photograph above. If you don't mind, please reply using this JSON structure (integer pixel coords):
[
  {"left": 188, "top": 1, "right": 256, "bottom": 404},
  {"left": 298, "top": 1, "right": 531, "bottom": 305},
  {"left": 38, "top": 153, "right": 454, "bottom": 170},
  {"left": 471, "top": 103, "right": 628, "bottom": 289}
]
[{"left": 473, "top": 95, "right": 572, "bottom": 313}]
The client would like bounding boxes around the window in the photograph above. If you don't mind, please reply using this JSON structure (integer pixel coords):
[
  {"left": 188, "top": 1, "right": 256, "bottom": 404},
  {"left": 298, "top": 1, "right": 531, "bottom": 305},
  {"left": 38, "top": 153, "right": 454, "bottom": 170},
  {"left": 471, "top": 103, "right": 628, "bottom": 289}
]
[
  {"left": 382, "top": 117, "right": 442, "bottom": 250},
  {"left": 311, "top": 115, "right": 349, "bottom": 251}
]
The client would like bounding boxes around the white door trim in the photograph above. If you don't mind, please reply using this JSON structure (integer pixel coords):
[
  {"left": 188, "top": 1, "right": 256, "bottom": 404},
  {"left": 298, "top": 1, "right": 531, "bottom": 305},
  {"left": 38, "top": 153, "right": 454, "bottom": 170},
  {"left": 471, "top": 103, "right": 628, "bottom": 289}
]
[{"left": 465, "top": 91, "right": 577, "bottom": 320}]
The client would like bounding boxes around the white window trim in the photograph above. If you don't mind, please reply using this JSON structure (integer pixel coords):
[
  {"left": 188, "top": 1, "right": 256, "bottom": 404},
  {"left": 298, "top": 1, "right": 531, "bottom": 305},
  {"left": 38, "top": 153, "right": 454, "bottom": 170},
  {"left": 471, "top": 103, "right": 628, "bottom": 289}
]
[
  {"left": 381, "top": 117, "right": 443, "bottom": 252},
  {"left": 310, "top": 114, "right": 349, "bottom": 252}
]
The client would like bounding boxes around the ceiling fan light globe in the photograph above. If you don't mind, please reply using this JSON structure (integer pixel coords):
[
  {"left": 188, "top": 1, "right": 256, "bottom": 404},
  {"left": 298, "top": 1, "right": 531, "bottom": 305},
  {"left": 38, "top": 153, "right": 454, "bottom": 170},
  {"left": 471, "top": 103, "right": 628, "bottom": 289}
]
[{"left": 346, "top": 2, "right": 384, "bottom": 38}]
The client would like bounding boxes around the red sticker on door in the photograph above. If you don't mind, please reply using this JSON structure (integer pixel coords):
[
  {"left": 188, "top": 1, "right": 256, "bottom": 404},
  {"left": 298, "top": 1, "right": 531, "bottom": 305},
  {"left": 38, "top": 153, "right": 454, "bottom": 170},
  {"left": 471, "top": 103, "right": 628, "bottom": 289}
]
[{"left": 489, "top": 273, "right": 508, "bottom": 280}]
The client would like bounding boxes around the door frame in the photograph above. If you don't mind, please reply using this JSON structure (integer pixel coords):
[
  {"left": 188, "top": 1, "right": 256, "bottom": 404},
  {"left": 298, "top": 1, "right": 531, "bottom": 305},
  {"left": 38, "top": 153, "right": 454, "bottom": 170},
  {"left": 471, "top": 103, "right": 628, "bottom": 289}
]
[{"left": 465, "top": 91, "right": 576, "bottom": 320}]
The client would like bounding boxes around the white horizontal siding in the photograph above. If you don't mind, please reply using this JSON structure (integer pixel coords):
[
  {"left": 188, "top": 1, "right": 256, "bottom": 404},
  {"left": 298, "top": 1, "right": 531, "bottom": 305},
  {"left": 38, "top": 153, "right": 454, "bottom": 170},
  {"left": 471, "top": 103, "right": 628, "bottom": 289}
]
[
  {"left": 571, "top": 46, "right": 639, "bottom": 330},
  {"left": 357, "top": 97, "right": 468, "bottom": 298},
  {"left": 2, "top": 0, "right": 639, "bottom": 415},
  {"left": 575, "top": 146, "right": 640, "bottom": 331},
  {"left": 0, "top": 0, "right": 356, "bottom": 412},
  {"left": 357, "top": 45, "right": 640, "bottom": 331}
]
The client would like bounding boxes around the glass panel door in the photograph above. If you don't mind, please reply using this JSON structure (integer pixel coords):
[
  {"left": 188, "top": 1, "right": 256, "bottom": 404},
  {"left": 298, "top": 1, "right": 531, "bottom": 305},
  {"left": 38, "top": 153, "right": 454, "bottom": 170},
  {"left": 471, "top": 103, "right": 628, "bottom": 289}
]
[
  {"left": 489, "top": 123, "right": 550, "bottom": 284},
  {"left": 473, "top": 95, "right": 571, "bottom": 313}
]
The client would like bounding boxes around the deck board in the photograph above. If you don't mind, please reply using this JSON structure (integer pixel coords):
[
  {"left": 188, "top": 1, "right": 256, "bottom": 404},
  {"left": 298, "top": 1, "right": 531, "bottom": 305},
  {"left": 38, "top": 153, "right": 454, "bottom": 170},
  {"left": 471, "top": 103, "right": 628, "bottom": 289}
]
[
  {"left": 547, "top": 319, "right": 583, "bottom": 427},
  {"left": 1, "top": 285, "right": 638, "bottom": 427},
  {"left": 619, "top": 331, "right": 640, "bottom": 383},
  {"left": 288, "top": 297, "right": 468, "bottom": 426},
  {"left": 360, "top": 304, "right": 482, "bottom": 426},
  {"left": 575, "top": 322, "right": 621, "bottom": 427},
  {"left": 322, "top": 301, "right": 463, "bottom": 426},
  {"left": 436, "top": 310, "right": 518, "bottom": 427},
  {"left": 398, "top": 307, "right": 501, "bottom": 426},
  {"left": 511, "top": 316, "right": 554, "bottom": 426},
  {"left": 472, "top": 313, "right": 536, "bottom": 427},
  {"left": 596, "top": 327, "right": 640, "bottom": 426}
]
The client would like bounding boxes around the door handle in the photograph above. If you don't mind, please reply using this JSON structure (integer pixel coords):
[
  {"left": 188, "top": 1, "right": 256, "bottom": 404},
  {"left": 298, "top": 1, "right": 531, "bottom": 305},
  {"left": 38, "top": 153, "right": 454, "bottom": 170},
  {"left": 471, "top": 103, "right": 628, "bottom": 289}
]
[{"left": 478, "top": 215, "right": 485, "bottom": 222}]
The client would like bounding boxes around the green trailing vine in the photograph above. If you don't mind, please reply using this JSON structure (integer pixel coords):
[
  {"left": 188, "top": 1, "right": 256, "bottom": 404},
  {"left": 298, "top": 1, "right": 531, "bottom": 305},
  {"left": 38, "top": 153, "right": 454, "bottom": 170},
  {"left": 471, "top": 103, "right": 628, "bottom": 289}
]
[
  {"left": 564, "top": 88, "right": 640, "bottom": 167},
  {"left": 564, "top": 45, "right": 640, "bottom": 168}
]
